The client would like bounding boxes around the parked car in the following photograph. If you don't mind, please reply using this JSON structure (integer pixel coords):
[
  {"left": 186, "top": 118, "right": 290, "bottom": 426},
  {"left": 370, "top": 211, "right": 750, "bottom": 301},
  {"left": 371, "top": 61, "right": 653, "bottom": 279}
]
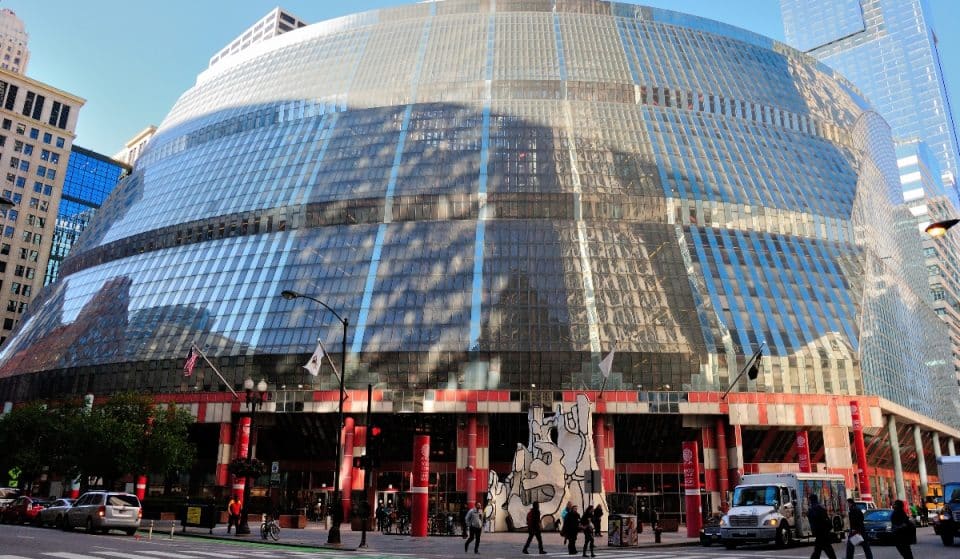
[
  {"left": 38, "top": 498, "right": 73, "bottom": 528},
  {"left": 700, "top": 515, "right": 723, "bottom": 546},
  {"left": 64, "top": 491, "right": 141, "bottom": 535},
  {"left": 0, "top": 496, "right": 49, "bottom": 525},
  {"left": 863, "top": 508, "right": 900, "bottom": 545},
  {"left": 0, "top": 487, "right": 19, "bottom": 508}
]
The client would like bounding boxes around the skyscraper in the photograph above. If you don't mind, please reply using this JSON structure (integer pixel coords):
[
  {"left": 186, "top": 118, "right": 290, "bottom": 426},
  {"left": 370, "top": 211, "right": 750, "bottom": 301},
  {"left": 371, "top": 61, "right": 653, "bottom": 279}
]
[
  {"left": 0, "top": 9, "right": 28, "bottom": 76},
  {"left": 782, "top": 0, "right": 960, "bottom": 391},
  {"left": 781, "top": 0, "right": 960, "bottom": 189},
  {"left": 44, "top": 146, "right": 129, "bottom": 286}
]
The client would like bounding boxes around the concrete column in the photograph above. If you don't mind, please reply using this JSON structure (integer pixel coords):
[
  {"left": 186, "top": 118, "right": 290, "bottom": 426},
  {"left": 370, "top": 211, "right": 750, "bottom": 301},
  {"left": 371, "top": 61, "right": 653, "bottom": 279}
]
[
  {"left": 888, "top": 415, "right": 906, "bottom": 500},
  {"left": 932, "top": 432, "right": 943, "bottom": 459},
  {"left": 728, "top": 424, "right": 744, "bottom": 487},
  {"left": 216, "top": 422, "right": 233, "bottom": 487},
  {"left": 914, "top": 425, "right": 928, "bottom": 504},
  {"left": 949, "top": 438, "right": 957, "bottom": 456},
  {"left": 702, "top": 423, "right": 720, "bottom": 511}
]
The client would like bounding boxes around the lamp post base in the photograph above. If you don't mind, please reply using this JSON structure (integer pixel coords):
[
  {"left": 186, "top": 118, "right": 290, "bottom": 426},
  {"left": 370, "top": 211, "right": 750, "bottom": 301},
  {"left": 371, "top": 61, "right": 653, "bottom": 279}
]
[
  {"left": 236, "top": 520, "right": 251, "bottom": 535},
  {"left": 328, "top": 523, "right": 341, "bottom": 544}
]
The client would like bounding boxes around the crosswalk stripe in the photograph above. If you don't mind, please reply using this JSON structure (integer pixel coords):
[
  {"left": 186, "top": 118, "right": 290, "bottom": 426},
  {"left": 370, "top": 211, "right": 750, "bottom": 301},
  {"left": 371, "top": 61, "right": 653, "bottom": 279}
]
[
  {"left": 43, "top": 554, "right": 102, "bottom": 559},
  {"left": 102, "top": 552, "right": 209, "bottom": 559},
  {"left": 0, "top": 555, "right": 33, "bottom": 559},
  {"left": 162, "top": 553, "right": 243, "bottom": 559}
]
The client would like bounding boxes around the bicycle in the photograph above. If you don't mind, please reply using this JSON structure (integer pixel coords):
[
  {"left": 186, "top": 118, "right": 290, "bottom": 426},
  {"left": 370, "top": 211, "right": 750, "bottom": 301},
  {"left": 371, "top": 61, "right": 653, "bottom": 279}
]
[{"left": 260, "top": 514, "right": 280, "bottom": 541}]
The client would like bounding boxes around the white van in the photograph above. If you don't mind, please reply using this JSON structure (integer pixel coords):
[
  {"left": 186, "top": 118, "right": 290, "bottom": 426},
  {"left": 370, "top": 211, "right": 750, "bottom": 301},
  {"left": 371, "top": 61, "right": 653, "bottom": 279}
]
[{"left": 64, "top": 491, "right": 141, "bottom": 535}]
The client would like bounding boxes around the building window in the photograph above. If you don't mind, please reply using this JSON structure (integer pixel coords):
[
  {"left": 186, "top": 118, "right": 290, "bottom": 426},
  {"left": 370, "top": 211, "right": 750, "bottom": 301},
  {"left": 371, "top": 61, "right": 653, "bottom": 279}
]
[{"left": 42, "top": 132, "right": 51, "bottom": 144}]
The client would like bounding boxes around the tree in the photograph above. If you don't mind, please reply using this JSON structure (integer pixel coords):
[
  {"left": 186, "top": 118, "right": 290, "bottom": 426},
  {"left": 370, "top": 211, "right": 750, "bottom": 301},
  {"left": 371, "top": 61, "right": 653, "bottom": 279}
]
[{"left": 0, "top": 398, "right": 86, "bottom": 493}]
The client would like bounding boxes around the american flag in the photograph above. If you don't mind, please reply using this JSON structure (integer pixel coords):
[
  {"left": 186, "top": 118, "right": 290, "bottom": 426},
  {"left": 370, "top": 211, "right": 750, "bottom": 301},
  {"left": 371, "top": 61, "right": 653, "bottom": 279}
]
[{"left": 183, "top": 348, "right": 199, "bottom": 377}]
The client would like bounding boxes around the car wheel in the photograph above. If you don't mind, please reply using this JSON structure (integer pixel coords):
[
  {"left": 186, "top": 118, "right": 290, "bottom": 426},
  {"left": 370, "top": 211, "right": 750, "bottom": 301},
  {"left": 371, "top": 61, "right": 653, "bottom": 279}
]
[
  {"left": 125, "top": 528, "right": 137, "bottom": 536},
  {"left": 61, "top": 516, "right": 73, "bottom": 531},
  {"left": 86, "top": 518, "right": 95, "bottom": 534},
  {"left": 700, "top": 535, "right": 711, "bottom": 546},
  {"left": 724, "top": 541, "right": 738, "bottom": 550},
  {"left": 943, "top": 531, "right": 954, "bottom": 546}
]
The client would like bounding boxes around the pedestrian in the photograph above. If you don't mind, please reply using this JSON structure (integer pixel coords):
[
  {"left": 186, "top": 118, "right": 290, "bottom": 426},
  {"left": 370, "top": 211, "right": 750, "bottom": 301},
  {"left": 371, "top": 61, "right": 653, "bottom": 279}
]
[
  {"left": 890, "top": 500, "right": 915, "bottom": 559},
  {"left": 376, "top": 503, "right": 385, "bottom": 532},
  {"left": 561, "top": 501, "right": 572, "bottom": 544},
  {"left": 592, "top": 504, "right": 604, "bottom": 537},
  {"left": 227, "top": 496, "right": 242, "bottom": 534},
  {"left": 807, "top": 494, "right": 837, "bottom": 559},
  {"left": 845, "top": 498, "right": 873, "bottom": 559},
  {"left": 522, "top": 501, "right": 547, "bottom": 554},
  {"left": 580, "top": 506, "right": 596, "bottom": 557},
  {"left": 464, "top": 501, "right": 483, "bottom": 554},
  {"left": 564, "top": 504, "right": 581, "bottom": 555}
]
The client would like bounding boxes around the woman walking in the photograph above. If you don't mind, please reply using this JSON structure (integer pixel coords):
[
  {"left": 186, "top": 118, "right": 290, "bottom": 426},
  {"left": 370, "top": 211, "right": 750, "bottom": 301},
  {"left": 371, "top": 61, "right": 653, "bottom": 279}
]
[
  {"left": 891, "top": 500, "right": 915, "bottom": 559},
  {"left": 580, "top": 506, "right": 596, "bottom": 557}
]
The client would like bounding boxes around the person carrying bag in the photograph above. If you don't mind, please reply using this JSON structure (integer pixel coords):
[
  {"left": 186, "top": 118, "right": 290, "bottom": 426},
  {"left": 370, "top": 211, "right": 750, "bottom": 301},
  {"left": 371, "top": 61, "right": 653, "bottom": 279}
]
[{"left": 844, "top": 498, "right": 873, "bottom": 559}]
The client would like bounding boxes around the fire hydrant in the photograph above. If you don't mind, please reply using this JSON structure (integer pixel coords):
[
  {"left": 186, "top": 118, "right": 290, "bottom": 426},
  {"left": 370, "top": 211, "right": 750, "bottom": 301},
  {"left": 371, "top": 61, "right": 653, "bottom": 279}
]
[{"left": 653, "top": 523, "right": 662, "bottom": 543}]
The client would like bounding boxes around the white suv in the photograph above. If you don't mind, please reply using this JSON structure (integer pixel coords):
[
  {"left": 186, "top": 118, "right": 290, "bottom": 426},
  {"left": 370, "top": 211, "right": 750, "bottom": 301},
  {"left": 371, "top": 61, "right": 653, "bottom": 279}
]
[{"left": 64, "top": 491, "right": 141, "bottom": 535}]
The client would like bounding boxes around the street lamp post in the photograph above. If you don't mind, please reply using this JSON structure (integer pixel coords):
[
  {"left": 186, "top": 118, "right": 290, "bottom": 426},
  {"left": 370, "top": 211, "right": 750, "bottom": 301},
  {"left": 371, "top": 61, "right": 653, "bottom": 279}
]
[
  {"left": 280, "top": 289, "right": 348, "bottom": 545},
  {"left": 237, "top": 377, "right": 268, "bottom": 536},
  {"left": 925, "top": 218, "right": 960, "bottom": 238}
]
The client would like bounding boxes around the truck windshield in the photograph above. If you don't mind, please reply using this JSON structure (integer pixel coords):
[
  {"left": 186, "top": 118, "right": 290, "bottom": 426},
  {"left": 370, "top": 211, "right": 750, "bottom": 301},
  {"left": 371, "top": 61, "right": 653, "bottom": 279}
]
[
  {"left": 946, "top": 483, "right": 960, "bottom": 504},
  {"left": 732, "top": 485, "right": 780, "bottom": 507}
]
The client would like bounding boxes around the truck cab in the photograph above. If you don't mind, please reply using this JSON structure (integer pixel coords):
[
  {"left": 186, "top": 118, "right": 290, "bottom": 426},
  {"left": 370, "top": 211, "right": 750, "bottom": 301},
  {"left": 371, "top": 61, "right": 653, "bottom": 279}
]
[
  {"left": 720, "top": 472, "right": 846, "bottom": 550},
  {"left": 934, "top": 457, "right": 960, "bottom": 546}
]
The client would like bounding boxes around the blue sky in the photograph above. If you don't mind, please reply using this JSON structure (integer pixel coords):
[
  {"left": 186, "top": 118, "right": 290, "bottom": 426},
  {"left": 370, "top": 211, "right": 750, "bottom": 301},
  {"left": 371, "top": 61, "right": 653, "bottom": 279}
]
[{"left": 6, "top": 0, "right": 959, "bottom": 157}]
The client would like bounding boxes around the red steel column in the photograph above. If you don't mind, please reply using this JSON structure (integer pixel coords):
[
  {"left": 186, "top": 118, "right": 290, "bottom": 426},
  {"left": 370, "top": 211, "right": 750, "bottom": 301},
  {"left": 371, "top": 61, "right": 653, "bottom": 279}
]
[
  {"left": 728, "top": 424, "right": 744, "bottom": 488},
  {"left": 467, "top": 415, "right": 478, "bottom": 508},
  {"left": 716, "top": 417, "right": 729, "bottom": 506},
  {"left": 796, "top": 430, "right": 812, "bottom": 473},
  {"left": 850, "top": 401, "right": 873, "bottom": 501},
  {"left": 135, "top": 475, "right": 147, "bottom": 500},
  {"left": 341, "top": 417, "right": 355, "bottom": 522},
  {"left": 233, "top": 416, "right": 252, "bottom": 501},
  {"left": 683, "top": 441, "right": 702, "bottom": 537},
  {"left": 412, "top": 435, "right": 431, "bottom": 537},
  {"left": 594, "top": 415, "right": 606, "bottom": 489}
]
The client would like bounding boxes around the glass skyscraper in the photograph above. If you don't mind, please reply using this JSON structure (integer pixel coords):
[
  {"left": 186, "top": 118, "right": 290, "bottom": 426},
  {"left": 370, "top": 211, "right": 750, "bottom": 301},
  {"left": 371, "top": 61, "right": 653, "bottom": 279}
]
[
  {"left": 781, "top": 0, "right": 960, "bottom": 188},
  {"left": 44, "top": 146, "right": 129, "bottom": 286},
  {"left": 0, "top": 1, "right": 955, "bottom": 511}
]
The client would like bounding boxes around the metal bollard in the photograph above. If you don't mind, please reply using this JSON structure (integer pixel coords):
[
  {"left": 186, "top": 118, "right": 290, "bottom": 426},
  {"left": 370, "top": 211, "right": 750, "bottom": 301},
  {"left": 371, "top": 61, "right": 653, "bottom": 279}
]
[
  {"left": 148, "top": 520, "right": 154, "bottom": 541},
  {"left": 170, "top": 520, "right": 176, "bottom": 539},
  {"left": 654, "top": 524, "right": 662, "bottom": 544}
]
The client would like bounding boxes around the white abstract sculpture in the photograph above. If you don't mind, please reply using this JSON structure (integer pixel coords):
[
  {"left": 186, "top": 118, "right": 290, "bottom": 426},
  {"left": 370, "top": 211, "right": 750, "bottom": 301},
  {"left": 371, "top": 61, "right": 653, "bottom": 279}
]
[{"left": 487, "top": 393, "right": 606, "bottom": 531}]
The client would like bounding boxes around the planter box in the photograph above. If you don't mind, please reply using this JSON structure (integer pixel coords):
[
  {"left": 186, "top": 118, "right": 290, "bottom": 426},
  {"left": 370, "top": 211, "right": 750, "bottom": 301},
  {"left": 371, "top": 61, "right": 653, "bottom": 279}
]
[{"left": 279, "top": 514, "right": 306, "bottom": 529}]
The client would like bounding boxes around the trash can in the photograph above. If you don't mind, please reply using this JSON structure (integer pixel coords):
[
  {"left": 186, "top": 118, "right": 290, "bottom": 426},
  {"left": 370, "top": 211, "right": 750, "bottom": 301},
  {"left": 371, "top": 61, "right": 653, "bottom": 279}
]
[
  {"left": 607, "top": 514, "right": 638, "bottom": 547},
  {"left": 179, "top": 499, "right": 219, "bottom": 534}
]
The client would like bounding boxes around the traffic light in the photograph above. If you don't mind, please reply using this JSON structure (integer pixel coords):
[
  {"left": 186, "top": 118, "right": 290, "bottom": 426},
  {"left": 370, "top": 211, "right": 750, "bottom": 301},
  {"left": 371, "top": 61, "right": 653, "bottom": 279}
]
[{"left": 367, "top": 425, "right": 383, "bottom": 469}]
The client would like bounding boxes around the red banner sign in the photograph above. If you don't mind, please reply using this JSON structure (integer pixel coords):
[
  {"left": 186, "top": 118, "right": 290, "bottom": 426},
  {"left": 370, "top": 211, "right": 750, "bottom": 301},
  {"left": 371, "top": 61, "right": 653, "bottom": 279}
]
[
  {"left": 682, "top": 441, "right": 702, "bottom": 537},
  {"left": 796, "top": 430, "right": 812, "bottom": 472}
]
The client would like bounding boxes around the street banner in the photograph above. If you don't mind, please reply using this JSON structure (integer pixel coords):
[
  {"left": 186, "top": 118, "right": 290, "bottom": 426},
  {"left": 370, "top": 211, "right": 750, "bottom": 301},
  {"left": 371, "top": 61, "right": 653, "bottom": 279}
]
[
  {"left": 796, "top": 430, "right": 812, "bottom": 472},
  {"left": 682, "top": 441, "right": 702, "bottom": 537},
  {"left": 411, "top": 435, "right": 430, "bottom": 537}
]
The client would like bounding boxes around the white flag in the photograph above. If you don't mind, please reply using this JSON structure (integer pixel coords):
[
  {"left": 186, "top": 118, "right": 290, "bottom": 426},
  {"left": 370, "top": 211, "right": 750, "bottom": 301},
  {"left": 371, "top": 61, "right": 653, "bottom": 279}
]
[
  {"left": 599, "top": 349, "right": 615, "bottom": 378},
  {"left": 303, "top": 342, "right": 325, "bottom": 376}
]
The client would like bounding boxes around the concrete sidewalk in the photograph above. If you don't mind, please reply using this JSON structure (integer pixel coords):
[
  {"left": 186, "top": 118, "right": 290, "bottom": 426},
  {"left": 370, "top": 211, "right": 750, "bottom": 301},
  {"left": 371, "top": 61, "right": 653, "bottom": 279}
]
[{"left": 149, "top": 520, "right": 699, "bottom": 555}]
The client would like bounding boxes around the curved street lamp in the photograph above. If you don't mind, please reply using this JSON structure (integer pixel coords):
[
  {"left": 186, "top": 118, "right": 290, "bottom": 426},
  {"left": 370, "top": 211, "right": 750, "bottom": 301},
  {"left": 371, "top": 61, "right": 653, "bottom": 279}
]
[
  {"left": 924, "top": 218, "right": 960, "bottom": 238},
  {"left": 280, "top": 289, "right": 348, "bottom": 545}
]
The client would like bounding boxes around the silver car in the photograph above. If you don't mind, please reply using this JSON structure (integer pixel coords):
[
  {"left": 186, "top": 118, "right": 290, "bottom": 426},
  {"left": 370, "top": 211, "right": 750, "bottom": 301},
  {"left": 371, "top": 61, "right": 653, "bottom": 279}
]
[
  {"left": 64, "top": 491, "right": 141, "bottom": 535},
  {"left": 38, "top": 498, "right": 73, "bottom": 528}
]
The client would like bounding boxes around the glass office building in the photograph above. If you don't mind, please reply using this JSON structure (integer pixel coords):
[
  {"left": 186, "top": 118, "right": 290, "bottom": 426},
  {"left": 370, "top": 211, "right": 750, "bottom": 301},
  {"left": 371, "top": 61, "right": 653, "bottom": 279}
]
[
  {"left": 781, "top": 0, "right": 960, "bottom": 189},
  {"left": 0, "top": 1, "right": 956, "bottom": 511},
  {"left": 44, "top": 146, "right": 129, "bottom": 286}
]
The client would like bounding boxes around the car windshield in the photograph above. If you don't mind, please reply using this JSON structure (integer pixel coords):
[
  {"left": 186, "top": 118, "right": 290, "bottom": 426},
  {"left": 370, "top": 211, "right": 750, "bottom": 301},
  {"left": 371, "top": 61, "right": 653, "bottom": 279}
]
[
  {"left": 106, "top": 494, "right": 139, "bottom": 507},
  {"left": 732, "top": 486, "right": 780, "bottom": 507},
  {"left": 864, "top": 510, "right": 892, "bottom": 521}
]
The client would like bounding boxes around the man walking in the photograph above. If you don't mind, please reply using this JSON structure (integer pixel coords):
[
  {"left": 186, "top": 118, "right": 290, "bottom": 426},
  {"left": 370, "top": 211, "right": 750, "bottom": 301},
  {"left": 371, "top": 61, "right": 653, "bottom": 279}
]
[
  {"left": 808, "top": 494, "right": 837, "bottom": 559},
  {"left": 564, "top": 504, "right": 581, "bottom": 555},
  {"left": 465, "top": 501, "right": 483, "bottom": 553},
  {"left": 522, "top": 501, "right": 547, "bottom": 554},
  {"left": 845, "top": 498, "right": 873, "bottom": 559}
]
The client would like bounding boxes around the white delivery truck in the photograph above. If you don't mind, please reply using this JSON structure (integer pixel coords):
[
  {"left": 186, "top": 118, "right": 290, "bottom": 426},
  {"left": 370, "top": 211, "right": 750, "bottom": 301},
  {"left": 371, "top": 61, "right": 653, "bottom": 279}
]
[
  {"left": 720, "top": 472, "right": 847, "bottom": 549},
  {"left": 934, "top": 456, "right": 960, "bottom": 546}
]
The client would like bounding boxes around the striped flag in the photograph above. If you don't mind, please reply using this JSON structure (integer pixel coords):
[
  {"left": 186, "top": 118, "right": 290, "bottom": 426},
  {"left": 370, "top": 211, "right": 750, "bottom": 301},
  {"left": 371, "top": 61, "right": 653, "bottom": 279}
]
[{"left": 182, "top": 347, "right": 199, "bottom": 377}]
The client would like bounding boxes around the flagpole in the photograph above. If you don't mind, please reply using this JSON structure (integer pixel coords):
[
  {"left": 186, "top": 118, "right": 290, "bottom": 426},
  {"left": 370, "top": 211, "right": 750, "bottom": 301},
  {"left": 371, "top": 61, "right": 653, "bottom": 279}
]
[
  {"left": 192, "top": 344, "right": 240, "bottom": 400},
  {"left": 315, "top": 339, "right": 348, "bottom": 405}
]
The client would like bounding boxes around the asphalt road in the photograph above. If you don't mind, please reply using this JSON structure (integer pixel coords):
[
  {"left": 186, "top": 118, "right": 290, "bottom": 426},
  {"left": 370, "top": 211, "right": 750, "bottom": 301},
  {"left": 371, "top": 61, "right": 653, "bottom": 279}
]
[{"left": 0, "top": 524, "right": 957, "bottom": 559}]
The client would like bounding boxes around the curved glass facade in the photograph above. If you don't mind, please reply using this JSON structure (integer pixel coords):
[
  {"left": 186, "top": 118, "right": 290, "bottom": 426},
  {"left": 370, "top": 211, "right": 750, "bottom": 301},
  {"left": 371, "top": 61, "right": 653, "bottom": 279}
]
[{"left": 0, "top": 0, "right": 955, "bottom": 426}]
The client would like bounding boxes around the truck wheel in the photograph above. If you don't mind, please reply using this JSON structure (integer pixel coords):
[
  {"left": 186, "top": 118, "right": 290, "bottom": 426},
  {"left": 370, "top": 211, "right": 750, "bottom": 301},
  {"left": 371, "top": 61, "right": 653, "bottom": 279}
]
[
  {"left": 775, "top": 526, "right": 791, "bottom": 548},
  {"left": 942, "top": 531, "right": 954, "bottom": 546},
  {"left": 724, "top": 542, "right": 737, "bottom": 550}
]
